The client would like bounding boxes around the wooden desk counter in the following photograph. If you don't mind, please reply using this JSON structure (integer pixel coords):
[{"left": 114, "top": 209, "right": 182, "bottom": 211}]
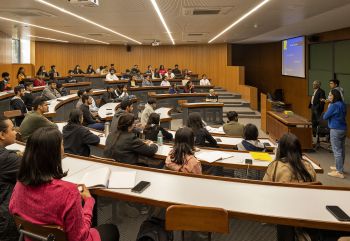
[
  {"left": 181, "top": 102, "right": 224, "bottom": 125},
  {"left": 267, "top": 111, "right": 312, "bottom": 149}
]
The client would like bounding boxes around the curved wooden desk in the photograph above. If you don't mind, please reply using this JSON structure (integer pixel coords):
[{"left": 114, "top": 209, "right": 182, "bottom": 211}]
[
  {"left": 148, "top": 93, "right": 208, "bottom": 108},
  {"left": 7, "top": 143, "right": 344, "bottom": 232},
  {"left": 181, "top": 102, "right": 224, "bottom": 125}
]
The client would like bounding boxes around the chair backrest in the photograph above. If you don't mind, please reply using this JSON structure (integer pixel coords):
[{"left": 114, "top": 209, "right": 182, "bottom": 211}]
[
  {"left": 165, "top": 205, "right": 229, "bottom": 234},
  {"left": 4, "top": 110, "right": 22, "bottom": 119},
  {"left": 14, "top": 215, "right": 67, "bottom": 241}
]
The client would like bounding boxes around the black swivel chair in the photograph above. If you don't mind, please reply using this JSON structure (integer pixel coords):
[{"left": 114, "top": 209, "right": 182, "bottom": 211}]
[{"left": 314, "top": 113, "right": 332, "bottom": 152}]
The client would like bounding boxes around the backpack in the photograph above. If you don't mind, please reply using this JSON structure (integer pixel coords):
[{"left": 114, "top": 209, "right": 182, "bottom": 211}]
[{"left": 136, "top": 217, "right": 173, "bottom": 241}]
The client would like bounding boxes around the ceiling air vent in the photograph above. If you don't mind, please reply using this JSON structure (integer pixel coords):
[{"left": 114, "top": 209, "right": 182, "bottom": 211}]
[
  {"left": 1, "top": 8, "right": 56, "bottom": 17},
  {"left": 193, "top": 9, "right": 220, "bottom": 15},
  {"left": 183, "top": 7, "right": 232, "bottom": 16}
]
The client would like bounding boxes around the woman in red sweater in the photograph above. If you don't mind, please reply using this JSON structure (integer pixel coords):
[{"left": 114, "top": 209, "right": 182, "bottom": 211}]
[{"left": 9, "top": 127, "right": 119, "bottom": 241}]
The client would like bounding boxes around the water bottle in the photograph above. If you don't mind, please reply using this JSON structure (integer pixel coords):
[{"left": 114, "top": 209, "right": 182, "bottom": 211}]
[
  {"left": 157, "top": 130, "right": 163, "bottom": 145},
  {"left": 104, "top": 122, "right": 110, "bottom": 137}
]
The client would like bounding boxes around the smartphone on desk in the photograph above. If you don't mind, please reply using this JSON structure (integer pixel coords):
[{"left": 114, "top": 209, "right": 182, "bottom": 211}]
[
  {"left": 106, "top": 113, "right": 113, "bottom": 115},
  {"left": 245, "top": 159, "right": 253, "bottom": 165},
  {"left": 263, "top": 142, "right": 271, "bottom": 147},
  {"left": 326, "top": 205, "right": 350, "bottom": 221},
  {"left": 131, "top": 181, "right": 151, "bottom": 193},
  {"left": 106, "top": 108, "right": 112, "bottom": 110}
]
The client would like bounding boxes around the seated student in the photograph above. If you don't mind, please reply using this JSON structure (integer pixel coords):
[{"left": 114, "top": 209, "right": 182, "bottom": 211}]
[
  {"left": 22, "top": 82, "right": 35, "bottom": 111},
  {"left": 96, "top": 65, "right": 103, "bottom": 74},
  {"left": 237, "top": 124, "right": 265, "bottom": 151},
  {"left": 206, "top": 89, "right": 218, "bottom": 102},
  {"left": 159, "top": 65, "right": 167, "bottom": 76},
  {"left": 76, "top": 89, "right": 87, "bottom": 109},
  {"left": 160, "top": 76, "right": 171, "bottom": 87},
  {"left": 63, "top": 109, "right": 100, "bottom": 157},
  {"left": 0, "top": 116, "right": 21, "bottom": 241},
  {"left": 168, "top": 83, "right": 179, "bottom": 94},
  {"left": 110, "top": 64, "right": 116, "bottom": 72},
  {"left": 164, "top": 69, "right": 175, "bottom": 79},
  {"left": 85, "top": 88, "right": 99, "bottom": 112},
  {"left": 33, "top": 74, "right": 46, "bottom": 87},
  {"left": 80, "top": 94, "right": 104, "bottom": 131},
  {"left": 110, "top": 99, "right": 134, "bottom": 133},
  {"left": 65, "top": 70, "right": 78, "bottom": 83},
  {"left": 16, "top": 67, "right": 26, "bottom": 85},
  {"left": 86, "top": 65, "right": 96, "bottom": 74},
  {"left": 130, "top": 64, "right": 140, "bottom": 75},
  {"left": 100, "top": 86, "right": 116, "bottom": 106},
  {"left": 114, "top": 84, "right": 123, "bottom": 99},
  {"left": 106, "top": 69, "right": 119, "bottom": 81},
  {"left": 141, "top": 98, "right": 157, "bottom": 126},
  {"left": 263, "top": 133, "right": 316, "bottom": 183},
  {"left": 144, "top": 113, "right": 173, "bottom": 142},
  {"left": 121, "top": 69, "right": 131, "bottom": 80},
  {"left": 104, "top": 114, "right": 158, "bottom": 165},
  {"left": 153, "top": 68, "right": 160, "bottom": 79},
  {"left": 48, "top": 65, "right": 60, "bottom": 78},
  {"left": 0, "top": 72, "right": 11, "bottom": 91},
  {"left": 165, "top": 127, "right": 201, "bottom": 174},
  {"left": 223, "top": 111, "right": 244, "bottom": 136},
  {"left": 187, "top": 112, "right": 217, "bottom": 147},
  {"left": 200, "top": 74, "right": 211, "bottom": 86},
  {"left": 172, "top": 64, "right": 182, "bottom": 78},
  {"left": 36, "top": 65, "right": 49, "bottom": 78},
  {"left": 41, "top": 79, "right": 61, "bottom": 100},
  {"left": 20, "top": 97, "right": 57, "bottom": 142},
  {"left": 73, "top": 64, "right": 85, "bottom": 74},
  {"left": 56, "top": 83, "right": 68, "bottom": 96},
  {"left": 144, "top": 65, "right": 153, "bottom": 75},
  {"left": 100, "top": 66, "right": 109, "bottom": 75},
  {"left": 181, "top": 75, "right": 191, "bottom": 86},
  {"left": 129, "top": 75, "right": 138, "bottom": 87},
  {"left": 142, "top": 75, "right": 153, "bottom": 87},
  {"left": 10, "top": 86, "right": 28, "bottom": 126},
  {"left": 9, "top": 127, "right": 120, "bottom": 241},
  {"left": 183, "top": 80, "right": 195, "bottom": 93}
]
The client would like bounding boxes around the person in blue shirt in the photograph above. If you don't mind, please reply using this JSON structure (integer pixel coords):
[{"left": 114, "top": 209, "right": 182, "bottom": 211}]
[{"left": 323, "top": 89, "right": 347, "bottom": 178}]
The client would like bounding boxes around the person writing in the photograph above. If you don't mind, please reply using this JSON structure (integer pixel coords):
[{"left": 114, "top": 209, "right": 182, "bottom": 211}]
[
  {"left": 309, "top": 80, "right": 325, "bottom": 136},
  {"left": 165, "top": 127, "right": 202, "bottom": 174},
  {"left": 9, "top": 127, "right": 120, "bottom": 241}
]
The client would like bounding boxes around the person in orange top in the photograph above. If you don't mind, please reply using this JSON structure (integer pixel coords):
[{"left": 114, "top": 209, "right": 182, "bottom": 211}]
[
  {"left": 165, "top": 127, "right": 202, "bottom": 174},
  {"left": 16, "top": 67, "right": 26, "bottom": 85}
]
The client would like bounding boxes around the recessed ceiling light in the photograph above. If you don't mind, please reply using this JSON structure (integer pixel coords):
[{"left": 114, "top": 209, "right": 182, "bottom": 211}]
[
  {"left": 0, "top": 16, "right": 109, "bottom": 44},
  {"left": 28, "top": 35, "right": 69, "bottom": 43},
  {"left": 35, "top": 0, "right": 142, "bottom": 45},
  {"left": 150, "top": 0, "right": 175, "bottom": 45},
  {"left": 208, "top": 0, "right": 270, "bottom": 43}
]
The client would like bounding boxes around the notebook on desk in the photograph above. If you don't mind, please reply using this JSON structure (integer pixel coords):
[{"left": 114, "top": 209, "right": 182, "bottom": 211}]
[{"left": 196, "top": 151, "right": 233, "bottom": 163}]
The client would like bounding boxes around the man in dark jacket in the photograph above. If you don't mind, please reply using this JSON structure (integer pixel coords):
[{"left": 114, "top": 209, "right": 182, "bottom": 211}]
[
  {"left": 10, "top": 85, "right": 28, "bottom": 126},
  {"left": 63, "top": 109, "right": 100, "bottom": 157},
  {"left": 22, "top": 82, "right": 35, "bottom": 110},
  {"left": 80, "top": 94, "right": 104, "bottom": 131},
  {"left": 100, "top": 86, "right": 117, "bottom": 107},
  {"left": 110, "top": 99, "right": 134, "bottom": 133},
  {"left": 309, "top": 80, "right": 326, "bottom": 136}
]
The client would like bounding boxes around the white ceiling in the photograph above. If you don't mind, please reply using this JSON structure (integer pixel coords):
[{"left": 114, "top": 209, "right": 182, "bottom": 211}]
[{"left": 0, "top": 0, "right": 350, "bottom": 45}]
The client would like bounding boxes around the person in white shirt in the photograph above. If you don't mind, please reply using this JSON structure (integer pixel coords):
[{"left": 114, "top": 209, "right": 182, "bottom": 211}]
[
  {"left": 164, "top": 69, "right": 175, "bottom": 79},
  {"left": 86, "top": 88, "right": 99, "bottom": 112},
  {"left": 200, "top": 74, "right": 211, "bottom": 86},
  {"left": 105, "top": 69, "right": 119, "bottom": 81},
  {"left": 161, "top": 76, "right": 171, "bottom": 87}
]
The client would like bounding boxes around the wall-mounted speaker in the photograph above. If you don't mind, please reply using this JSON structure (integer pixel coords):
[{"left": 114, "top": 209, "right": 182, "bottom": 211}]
[{"left": 126, "top": 45, "right": 132, "bottom": 52}]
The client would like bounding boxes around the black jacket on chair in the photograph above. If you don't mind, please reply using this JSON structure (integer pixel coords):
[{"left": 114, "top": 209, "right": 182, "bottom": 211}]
[{"left": 309, "top": 88, "right": 326, "bottom": 113}]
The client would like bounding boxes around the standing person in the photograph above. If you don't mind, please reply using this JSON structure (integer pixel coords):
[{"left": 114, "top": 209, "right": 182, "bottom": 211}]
[
  {"left": 323, "top": 89, "right": 347, "bottom": 179},
  {"left": 104, "top": 114, "right": 158, "bottom": 165},
  {"left": 144, "top": 113, "right": 173, "bottom": 142},
  {"left": 9, "top": 127, "right": 120, "bottom": 241},
  {"left": 80, "top": 94, "right": 104, "bottom": 131},
  {"left": 110, "top": 99, "right": 134, "bottom": 133},
  {"left": 63, "top": 109, "right": 100, "bottom": 157},
  {"left": 324, "top": 79, "right": 344, "bottom": 102},
  {"left": 10, "top": 85, "right": 27, "bottom": 126},
  {"left": 200, "top": 74, "right": 211, "bottom": 86},
  {"left": 165, "top": 127, "right": 201, "bottom": 174},
  {"left": 73, "top": 64, "right": 85, "bottom": 74},
  {"left": 187, "top": 112, "right": 217, "bottom": 147},
  {"left": 223, "top": 111, "right": 244, "bottom": 136},
  {"left": 41, "top": 80, "right": 61, "bottom": 100},
  {"left": 16, "top": 67, "right": 26, "bottom": 85},
  {"left": 141, "top": 98, "right": 156, "bottom": 126},
  {"left": 19, "top": 97, "right": 57, "bottom": 142},
  {"left": 0, "top": 72, "right": 11, "bottom": 91},
  {"left": 309, "top": 80, "right": 326, "bottom": 136},
  {"left": 0, "top": 116, "right": 21, "bottom": 241},
  {"left": 22, "top": 82, "right": 35, "bottom": 111}
]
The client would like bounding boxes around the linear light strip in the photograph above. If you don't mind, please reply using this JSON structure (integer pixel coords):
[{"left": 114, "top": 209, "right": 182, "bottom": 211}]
[
  {"left": 208, "top": 0, "right": 270, "bottom": 43},
  {"left": 36, "top": 0, "right": 142, "bottom": 45},
  {"left": 0, "top": 16, "right": 109, "bottom": 44},
  {"left": 28, "top": 35, "right": 69, "bottom": 43},
  {"left": 150, "top": 0, "right": 175, "bottom": 45}
]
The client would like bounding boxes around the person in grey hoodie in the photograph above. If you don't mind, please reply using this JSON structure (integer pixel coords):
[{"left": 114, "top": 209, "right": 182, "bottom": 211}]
[{"left": 110, "top": 99, "right": 134, "bottom": 133}]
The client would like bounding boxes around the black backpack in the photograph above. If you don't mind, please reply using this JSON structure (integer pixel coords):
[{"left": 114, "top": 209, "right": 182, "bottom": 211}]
[{"left": 136, "top": 217, "right": 173, "bottom": 241}]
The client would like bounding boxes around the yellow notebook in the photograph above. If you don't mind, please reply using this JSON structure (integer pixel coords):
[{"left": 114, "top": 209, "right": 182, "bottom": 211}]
[{"left": 250, "top": 152, "right": 273, "bottom": 162}]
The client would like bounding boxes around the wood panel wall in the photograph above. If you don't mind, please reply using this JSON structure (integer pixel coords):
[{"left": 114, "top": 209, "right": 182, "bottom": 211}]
[{"left": 0, "top": 31, "right": 12, "bottom": 82}]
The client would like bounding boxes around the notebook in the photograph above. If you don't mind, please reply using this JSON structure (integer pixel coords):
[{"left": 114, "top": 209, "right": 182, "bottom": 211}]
[
  {"left": 250, "top": 152, "right": 273, "bottom": 162},
  {"left": 196, "top": 151, "right": 234, "bottom": 163},
  {"left": 79, "top": 167, "right": 136, "bottom": 189}
]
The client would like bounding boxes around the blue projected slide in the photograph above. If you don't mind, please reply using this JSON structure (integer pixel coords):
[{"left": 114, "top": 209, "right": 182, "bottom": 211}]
[{"left": 282, "top": 36, "right": 305, "bottom": 78}]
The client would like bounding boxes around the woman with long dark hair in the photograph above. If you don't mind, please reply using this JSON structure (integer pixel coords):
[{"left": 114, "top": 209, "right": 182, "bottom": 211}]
[
  {"left": 86, "top": 65, "right": 96, "bottom": 74},
  {"left": 323, "top": 89, "right": 347, "bottom": 179},
  {"left": 104, "top": 113, "right": 158, "bottom": 165},
  {"left": 263, "top": 133, "right": 316, "bottom": 183},
  {"left": 144, "top": 113, "right": 173, "bottom": 142},
  {"left": 165, "top": 127, "right": 201, "bottom": 174},
  {"left": 16, "top": 67, "right": 26, "bottom": 84},
  {"left": 237, "top": 124, "right": 265, "bottom": 151},
  {"left": 187, "top": 112, "right": 217, "bottom": 147},
  {"left": 9, "top": 127, "right": 119, "bottom": 241}
]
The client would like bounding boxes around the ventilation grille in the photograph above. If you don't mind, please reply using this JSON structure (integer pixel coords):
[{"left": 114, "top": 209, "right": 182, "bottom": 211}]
[
  {"left": 183, "top": 7, "right": 232, "bottom": 16},
  {"left": 187, "top": 33, "right": 204, "bottom": 36},
  {"left": 1, "top": 8, "right": 56, "bottom": 17},
  {"left": 193, "top": 9, "right": 220, "bottom": 15}
]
